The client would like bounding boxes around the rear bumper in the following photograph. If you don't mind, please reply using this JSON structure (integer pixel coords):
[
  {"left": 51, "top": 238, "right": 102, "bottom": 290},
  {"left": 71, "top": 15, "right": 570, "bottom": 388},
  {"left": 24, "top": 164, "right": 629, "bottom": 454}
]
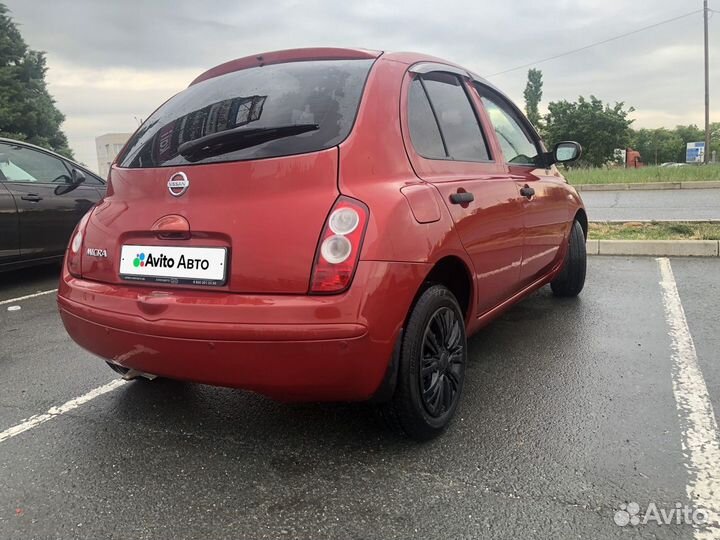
[{"left": 58, "top": 261, "right": 429, "bottom": 401}]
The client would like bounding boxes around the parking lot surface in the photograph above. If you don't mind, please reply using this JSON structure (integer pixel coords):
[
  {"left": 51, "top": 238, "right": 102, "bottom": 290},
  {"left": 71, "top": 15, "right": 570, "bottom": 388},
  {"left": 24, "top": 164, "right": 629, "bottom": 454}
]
[{"left": 1, "top": 257, "right": 719, "bottom": 539}]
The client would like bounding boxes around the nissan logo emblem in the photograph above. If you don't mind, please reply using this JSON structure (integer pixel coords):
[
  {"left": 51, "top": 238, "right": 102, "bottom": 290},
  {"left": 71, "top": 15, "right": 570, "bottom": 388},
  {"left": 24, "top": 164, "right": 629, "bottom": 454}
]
[{"left": 167, "top": 172, "right": 189, "bottom": 197}]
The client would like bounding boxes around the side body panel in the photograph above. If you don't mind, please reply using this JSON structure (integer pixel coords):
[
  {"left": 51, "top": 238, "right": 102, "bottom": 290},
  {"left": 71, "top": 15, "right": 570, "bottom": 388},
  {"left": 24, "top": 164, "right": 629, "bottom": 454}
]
[
  {"left": 5, "top": 182, "right": 97, "bottom": 258},
  {"left": 337, "top": 61, "right": 474, "bottom": 261},
  {"left": 0, "top": 181, "right": 20, "bottom": 264},
  {"left": 395, "top": 67, "right": 524, "bottom": 315},
  {"left": 337, "top": 57, "right": 476, "bottom": 334},
  {"left": 341, "top": 54, "right": 586, "bottom": 330},
  {"left": 511, "top": 167, "right": 572, "bottom": 285},
  {"left": 470, "top": 80, "right": 584, "bottom": 287}
]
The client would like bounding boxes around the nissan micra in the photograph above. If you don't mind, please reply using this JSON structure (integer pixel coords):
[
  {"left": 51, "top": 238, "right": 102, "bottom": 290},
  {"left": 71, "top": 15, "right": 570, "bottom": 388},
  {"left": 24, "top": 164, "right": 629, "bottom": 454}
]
[{"left": 58, "top": 48, "right": 586, "bottom": 440}]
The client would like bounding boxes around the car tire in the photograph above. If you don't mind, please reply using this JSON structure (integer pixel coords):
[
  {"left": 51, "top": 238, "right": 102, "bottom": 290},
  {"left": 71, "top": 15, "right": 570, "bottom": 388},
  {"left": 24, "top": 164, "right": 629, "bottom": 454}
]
[
  {"left": 381, "top": 284, "right": 467, "bottom": 441},
  {"left": 551, "top": 219, "right": 586, "bottom": 298}
]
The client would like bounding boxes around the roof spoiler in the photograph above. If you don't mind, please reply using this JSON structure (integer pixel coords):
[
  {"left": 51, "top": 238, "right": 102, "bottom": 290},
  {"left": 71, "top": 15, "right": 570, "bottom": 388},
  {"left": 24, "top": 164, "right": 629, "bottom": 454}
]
[{"left": 189, "top": 47, "right": 382, "bottom": 86}]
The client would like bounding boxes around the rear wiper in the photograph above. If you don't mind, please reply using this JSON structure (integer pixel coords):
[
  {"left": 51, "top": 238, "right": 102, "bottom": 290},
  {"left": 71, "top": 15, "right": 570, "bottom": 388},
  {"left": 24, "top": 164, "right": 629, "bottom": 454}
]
[{"left": 177, "top": 123, "right": 319, "bottom": 161}]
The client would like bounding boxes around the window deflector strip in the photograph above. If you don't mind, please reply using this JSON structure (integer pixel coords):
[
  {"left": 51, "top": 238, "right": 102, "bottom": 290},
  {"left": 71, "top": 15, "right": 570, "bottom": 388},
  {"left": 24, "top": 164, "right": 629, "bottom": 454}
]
[{"left": 409, "top": 62, "right": 469, "bottom": 79}]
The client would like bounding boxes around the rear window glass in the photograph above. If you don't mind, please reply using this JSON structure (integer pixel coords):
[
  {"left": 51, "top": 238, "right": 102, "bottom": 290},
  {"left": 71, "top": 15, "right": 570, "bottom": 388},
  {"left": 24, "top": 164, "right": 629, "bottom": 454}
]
[
  {"left": 407, "top": 78, "right": 446, "bottom": 159},
  {"left": 421, "top": 73, "right": 490, "bottom": 162},
  {"left": 118, "top": 59, "right": 374, "bottom": 168}
]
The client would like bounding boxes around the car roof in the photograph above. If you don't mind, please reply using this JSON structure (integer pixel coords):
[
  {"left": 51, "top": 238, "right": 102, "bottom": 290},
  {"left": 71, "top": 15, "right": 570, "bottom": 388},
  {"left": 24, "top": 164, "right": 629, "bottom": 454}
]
[{"left": 0, "top": 137, "right": 105, "bottom": 184}]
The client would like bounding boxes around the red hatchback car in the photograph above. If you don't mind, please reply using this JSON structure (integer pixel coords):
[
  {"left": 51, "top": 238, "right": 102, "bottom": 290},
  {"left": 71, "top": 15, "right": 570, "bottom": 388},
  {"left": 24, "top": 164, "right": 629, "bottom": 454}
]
[{"left": 58, "top": 48, "right": 586, "bottom": 439}]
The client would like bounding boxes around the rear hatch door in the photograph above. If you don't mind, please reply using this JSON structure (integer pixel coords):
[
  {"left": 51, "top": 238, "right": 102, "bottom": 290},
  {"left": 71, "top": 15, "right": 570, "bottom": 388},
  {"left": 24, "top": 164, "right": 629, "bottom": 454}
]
[
  {"left": 80, "top": 57, "right": 375, "bottom": 294},
  {"left": 82, "top": 150, "right": 338, "bottom": 294}
]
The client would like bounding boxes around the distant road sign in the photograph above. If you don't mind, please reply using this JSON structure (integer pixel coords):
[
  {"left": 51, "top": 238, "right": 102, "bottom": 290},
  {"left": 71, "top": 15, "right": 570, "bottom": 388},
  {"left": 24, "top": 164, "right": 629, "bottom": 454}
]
[{"left": 686, "top": 142, "right": 705, "bottom": 163}]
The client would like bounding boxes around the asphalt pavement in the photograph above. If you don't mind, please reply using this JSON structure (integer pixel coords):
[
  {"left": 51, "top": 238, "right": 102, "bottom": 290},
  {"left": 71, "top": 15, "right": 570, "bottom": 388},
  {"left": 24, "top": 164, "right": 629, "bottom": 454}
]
[
  {"left": 582, "top": 188, "right": 720, "bottom": 221},
  {"left": 1, "top": 258, "right": 720, "bottom": 539}
]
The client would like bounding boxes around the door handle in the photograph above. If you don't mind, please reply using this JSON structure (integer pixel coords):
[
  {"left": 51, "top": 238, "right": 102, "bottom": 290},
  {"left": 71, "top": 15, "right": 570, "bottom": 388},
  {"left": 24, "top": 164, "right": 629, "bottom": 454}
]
[
  {"left": 519, "top": 185, "right": 535, "bottom": 199},
  {"left": 21, "top": 194, "right": 43, "bottom": 202},
  {"left": 449, "top": 191, "right": 474, "bottom": 205}
]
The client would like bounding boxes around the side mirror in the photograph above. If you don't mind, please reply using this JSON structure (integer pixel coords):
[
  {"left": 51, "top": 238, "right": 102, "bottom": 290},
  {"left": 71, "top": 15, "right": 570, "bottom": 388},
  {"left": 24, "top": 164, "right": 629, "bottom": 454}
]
[
  {"left": 54, "top": 168, "right": 86, "bottom": 196},
  {"left": 71, "top": 168, "right": 86, "bottom": 185},
  {"left": 553, "top": 141, "right": 582, "bottom": 164}
]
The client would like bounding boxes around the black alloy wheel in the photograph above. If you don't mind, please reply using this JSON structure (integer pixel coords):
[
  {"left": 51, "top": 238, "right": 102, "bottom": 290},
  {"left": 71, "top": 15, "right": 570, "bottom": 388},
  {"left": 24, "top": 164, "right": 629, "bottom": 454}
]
[
  {"left": 420, "top": 306, "right": 464, "bottom": 418},
  {"left": 381, "top": 284, "right": 467, "bottom": 440}
]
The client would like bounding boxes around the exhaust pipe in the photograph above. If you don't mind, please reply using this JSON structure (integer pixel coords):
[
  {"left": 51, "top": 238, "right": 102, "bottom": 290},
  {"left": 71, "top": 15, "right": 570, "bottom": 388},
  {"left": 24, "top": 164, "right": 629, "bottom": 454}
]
[{"left": 122, "top": 369, "right": 158, "bottom": 381}]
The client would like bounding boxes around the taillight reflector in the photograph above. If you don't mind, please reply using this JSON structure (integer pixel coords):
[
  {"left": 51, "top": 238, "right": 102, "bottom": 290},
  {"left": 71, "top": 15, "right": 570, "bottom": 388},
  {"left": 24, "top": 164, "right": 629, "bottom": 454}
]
[
  {"left": 66, "top": 210, "right": 92, "bottom": 278},
  {"left": 310, "top": 196, "right": 369, "bottom": 294}
]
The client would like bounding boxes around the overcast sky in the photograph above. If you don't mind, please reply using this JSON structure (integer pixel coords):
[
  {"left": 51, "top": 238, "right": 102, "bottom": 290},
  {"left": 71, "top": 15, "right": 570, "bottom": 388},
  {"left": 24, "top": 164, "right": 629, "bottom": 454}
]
[{"left": 5, "top": 0, "right": 719, "bottom": 171}]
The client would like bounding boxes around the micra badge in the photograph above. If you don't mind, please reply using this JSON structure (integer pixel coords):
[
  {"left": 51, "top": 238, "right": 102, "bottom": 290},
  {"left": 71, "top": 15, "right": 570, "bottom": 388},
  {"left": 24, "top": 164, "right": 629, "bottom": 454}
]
[{"left": 86, "top": 248, "right": 108, "bottom": 258}]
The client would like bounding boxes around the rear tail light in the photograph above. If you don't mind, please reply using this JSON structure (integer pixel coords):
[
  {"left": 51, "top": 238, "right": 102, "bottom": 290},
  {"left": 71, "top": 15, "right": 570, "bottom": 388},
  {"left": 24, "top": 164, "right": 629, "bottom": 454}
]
[
  {"left": 66, "top": 210, "right": 92, "bottom": 278},
  {"left": 310, "top": 196, "right": 369, "bottom": 294}
]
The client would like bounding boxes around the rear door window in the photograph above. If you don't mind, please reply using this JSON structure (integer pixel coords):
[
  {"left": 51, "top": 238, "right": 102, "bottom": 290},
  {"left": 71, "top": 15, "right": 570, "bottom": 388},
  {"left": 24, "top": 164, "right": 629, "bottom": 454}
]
[
  {"left": 407, "top": 78, "right": 447, "bottom": 159},
  {"left": 119, "top": 59, "right": 375, "bottom": 168},
  {"left": 419, "top": 73, "right": 490, "bottom": 162}
]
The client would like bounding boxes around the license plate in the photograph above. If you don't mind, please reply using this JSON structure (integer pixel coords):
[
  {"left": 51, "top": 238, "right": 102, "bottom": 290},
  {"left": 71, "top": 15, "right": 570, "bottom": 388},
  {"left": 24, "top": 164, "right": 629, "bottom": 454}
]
[{"left": 119, "top": 245, "right": 227, "bottom": 286}]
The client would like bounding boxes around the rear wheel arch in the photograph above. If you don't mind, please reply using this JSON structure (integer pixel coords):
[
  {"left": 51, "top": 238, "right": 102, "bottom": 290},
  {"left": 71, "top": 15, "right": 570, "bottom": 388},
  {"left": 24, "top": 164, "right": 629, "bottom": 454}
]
[
  {"left": 416, "top": 256, "right": 473, "bottom": 322},
  {"left": 574, "top": 208, "right": 588, "bottom": 239},
  {"left": 371, "top": 255, "right": 472, "bottom": 404}
]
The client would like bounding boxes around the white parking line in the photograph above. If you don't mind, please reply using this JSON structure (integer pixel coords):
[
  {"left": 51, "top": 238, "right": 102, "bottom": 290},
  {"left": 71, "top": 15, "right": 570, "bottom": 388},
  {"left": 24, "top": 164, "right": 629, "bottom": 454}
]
[
  {"left": 0, "top": 289, "right": 58, "bottom": 306},
  {"left": 658, "top": 257, "right": 720, "bottom": 538},
  {"left": 0, "top": 379, "right": 127, "bottom": 444}
]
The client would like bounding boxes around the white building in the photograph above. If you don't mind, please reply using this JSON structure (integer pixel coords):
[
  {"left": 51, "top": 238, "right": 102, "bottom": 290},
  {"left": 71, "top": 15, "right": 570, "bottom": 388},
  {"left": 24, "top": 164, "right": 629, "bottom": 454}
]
[{"left": 95, "top": 133, "right": 132, "bottom": 178}]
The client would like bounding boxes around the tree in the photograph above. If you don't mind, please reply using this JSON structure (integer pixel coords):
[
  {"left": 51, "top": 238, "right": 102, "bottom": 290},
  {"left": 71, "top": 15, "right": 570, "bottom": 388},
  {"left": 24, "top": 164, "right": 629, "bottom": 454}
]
[
  {"left": 544, "top": 96, "right": 634, "bottom": 167},
  {"left": 712, "top": 122, "right": 720, "bottom": 162},
  {"left": 627, "top": 125, "right": 720, "bottom": 164},
  {"left": 523, "top": 68, "right": 543, "bottom": 128},
  {"left": 629, "top": 128, "right": 683, "bottom": 165},
  {"left": 0, "top": 3, "right": 73, "bottom": 157}
]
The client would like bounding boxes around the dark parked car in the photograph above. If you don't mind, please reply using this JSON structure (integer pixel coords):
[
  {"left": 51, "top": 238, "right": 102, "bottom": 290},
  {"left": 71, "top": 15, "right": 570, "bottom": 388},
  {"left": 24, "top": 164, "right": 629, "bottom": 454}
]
[{"left": 0, "top": 138, "right": 105, "bottom": 271}]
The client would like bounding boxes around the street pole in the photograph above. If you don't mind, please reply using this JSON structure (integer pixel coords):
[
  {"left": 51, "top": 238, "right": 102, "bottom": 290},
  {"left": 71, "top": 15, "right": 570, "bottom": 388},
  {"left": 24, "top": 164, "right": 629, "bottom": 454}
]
[{"left": 704, "top": 0, "right": 711, "bottom": 163}]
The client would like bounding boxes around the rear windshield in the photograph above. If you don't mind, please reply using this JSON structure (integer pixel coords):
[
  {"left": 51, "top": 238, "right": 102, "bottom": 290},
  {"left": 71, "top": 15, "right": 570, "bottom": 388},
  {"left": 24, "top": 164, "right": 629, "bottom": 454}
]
[{"left": 118, "top": 59, "right": 375, "bottom": 168}]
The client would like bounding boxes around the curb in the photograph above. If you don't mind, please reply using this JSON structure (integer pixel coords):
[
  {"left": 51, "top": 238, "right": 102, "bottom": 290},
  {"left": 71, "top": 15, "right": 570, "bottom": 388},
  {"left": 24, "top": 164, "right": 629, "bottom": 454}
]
[
  {"left": 575, "top": 180, "right": 720, "bottom": 192},
  {"left": 587, "top": 240, "right": 720, "bottom": 257}
]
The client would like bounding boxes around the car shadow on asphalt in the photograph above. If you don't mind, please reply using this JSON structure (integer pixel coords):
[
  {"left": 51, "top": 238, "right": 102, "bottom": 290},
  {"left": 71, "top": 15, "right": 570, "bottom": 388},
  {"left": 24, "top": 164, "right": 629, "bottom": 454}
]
[{"left": 0, "top": 263, "right": 61, "bottom": 299}]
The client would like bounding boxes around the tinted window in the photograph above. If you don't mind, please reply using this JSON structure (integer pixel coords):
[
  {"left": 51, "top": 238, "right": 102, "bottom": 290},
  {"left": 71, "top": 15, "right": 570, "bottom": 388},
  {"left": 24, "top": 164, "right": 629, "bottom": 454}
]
[
  {"left": 479, "top": 92, "right": 541, "bottom": 166},
  {"left": 119, "top": 59, "right": 374, "bottom": 168},
  {"left": 421, "top": 73, "right": 489, "bottom": 162},
  {"left": 0, "top": 143, "right": 70, "bottom": 183},
  {"left": 407, "top": 78, "right": 446, "bottom": 159}
]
